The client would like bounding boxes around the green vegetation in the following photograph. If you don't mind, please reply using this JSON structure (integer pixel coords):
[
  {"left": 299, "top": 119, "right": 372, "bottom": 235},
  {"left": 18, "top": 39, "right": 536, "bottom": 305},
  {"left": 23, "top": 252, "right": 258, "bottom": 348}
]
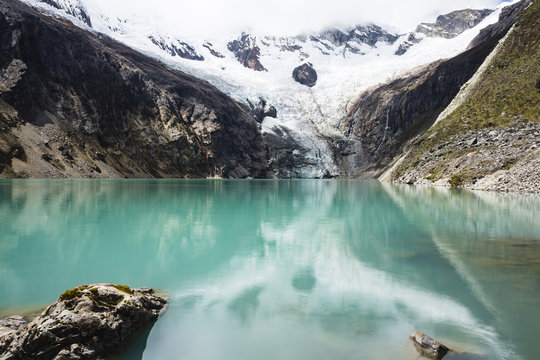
[
  {"left": 112, "top": 285, "right": 133, "bottom": 295},
  {"left": 59, "top": 285, "right": 89, "bottom": 301},
  {"left": 88, "top": 287, "right": 123, "bottom": 309},
  {"left": 449, "top": 174, "right": 464, "bottom": 187},
  {"left": 425, "top": 167, "right": 444, "bottom": 182},
  {"left": 59, "top": 284, "right": 132, "bottom": 309},
  {"left": 394, "top": 1, "right": 540, "bottom": 179}
]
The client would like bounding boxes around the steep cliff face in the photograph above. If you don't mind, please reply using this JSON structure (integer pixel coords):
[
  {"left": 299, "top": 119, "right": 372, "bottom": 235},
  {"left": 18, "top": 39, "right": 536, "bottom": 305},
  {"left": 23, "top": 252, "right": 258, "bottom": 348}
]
[
  {"left": 338, "top": 27, "right": 505, "bottom": 176},
  {"left": 388, "top": 0, "right": 539, "bottom": 193},
  {"left": 0, "top": 0, "right": 270, "bottom": 178},
  {"left": 336, "top": 0, "right": 534, "bottom": 181}
]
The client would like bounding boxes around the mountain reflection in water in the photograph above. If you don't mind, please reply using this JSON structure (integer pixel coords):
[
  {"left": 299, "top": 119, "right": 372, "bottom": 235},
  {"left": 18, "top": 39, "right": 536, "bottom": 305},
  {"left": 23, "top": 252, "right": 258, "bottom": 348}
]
[{"left": 0, "top": 180, "right": 539, "bottom": 360}]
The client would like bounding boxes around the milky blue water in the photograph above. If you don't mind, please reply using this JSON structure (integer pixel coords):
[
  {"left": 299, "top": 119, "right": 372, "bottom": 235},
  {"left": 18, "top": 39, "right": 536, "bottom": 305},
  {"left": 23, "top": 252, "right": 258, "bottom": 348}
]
[{"left": 1, "top": 180, "right": 539, "bottom": 360}]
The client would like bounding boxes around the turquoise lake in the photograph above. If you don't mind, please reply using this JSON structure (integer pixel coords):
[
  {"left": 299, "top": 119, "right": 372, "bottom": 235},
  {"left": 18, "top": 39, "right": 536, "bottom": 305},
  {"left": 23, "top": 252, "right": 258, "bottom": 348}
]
[{"left": 1, "top": 180, "right": 539, "bottom": 360}]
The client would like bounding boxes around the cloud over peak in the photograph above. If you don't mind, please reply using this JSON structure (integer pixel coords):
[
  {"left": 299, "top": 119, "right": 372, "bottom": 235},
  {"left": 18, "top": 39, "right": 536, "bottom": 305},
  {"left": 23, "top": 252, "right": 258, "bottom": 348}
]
[{"left": 86, "top": 0, "right": 504, "bottom": 37}]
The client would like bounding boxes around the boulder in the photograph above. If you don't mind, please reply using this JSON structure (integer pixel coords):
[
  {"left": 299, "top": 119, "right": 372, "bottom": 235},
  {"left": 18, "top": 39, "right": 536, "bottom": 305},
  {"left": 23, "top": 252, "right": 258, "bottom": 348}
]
[
  {"left": 292, "top": 63, "right": 318, "bottom": 87},
  {"left": 0, "top": 284, "right": 168, "bottom": 360},
  {"left": 410, "top": 331, "right": 450, "bottom": 360}
]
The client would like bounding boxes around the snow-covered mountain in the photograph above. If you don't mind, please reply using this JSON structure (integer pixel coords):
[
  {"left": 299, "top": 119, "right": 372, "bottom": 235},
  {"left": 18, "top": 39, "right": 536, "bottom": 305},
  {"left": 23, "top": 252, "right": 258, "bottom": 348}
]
[{"left": 19, "top": 0, "right": 519, "bottom": 177}]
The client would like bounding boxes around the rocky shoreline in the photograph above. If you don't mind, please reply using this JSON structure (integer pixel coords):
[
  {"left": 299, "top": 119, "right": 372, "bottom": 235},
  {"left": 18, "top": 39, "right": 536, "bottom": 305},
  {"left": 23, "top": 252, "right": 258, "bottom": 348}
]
[
  {"left": 0, "top": 284, "right": 168, "bottom": 360},
  {"left": 390, "top": 121, "right": 540, "bottom": 194}
]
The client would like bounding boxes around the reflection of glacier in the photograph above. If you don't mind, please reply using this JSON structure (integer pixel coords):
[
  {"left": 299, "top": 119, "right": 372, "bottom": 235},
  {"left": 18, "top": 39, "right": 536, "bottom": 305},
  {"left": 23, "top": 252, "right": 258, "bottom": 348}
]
[
  {"left": 381, "top": 184, "right": 540, "bottom": 360},
  {"left": 143, "top": 182, "right": 539, "bottom": 360},
  {"left": 1, "top": 180, "right": 539, "bottom": 359}
]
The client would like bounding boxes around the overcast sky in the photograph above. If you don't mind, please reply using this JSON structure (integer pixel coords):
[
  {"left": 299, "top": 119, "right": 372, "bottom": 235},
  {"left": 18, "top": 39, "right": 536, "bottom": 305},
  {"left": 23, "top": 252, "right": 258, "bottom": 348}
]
[{"left": 87, "top": 0, "right": 507, "bottom": 36}]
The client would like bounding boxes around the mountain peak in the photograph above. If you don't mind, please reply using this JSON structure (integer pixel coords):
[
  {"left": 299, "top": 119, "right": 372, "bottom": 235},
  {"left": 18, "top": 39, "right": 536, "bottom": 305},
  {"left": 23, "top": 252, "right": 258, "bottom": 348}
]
[{"left": 416, "top": 8, "right": 494, "bottom": 39}]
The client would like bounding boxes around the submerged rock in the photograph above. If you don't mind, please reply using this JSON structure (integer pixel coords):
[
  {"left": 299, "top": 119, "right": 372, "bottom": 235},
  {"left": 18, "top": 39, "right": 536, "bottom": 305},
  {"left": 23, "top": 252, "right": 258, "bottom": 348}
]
[
  {"left": 0, "top": 284, "right": 168, "bottom": 360},
  {"left": 410, "top": 331, "right": 450, "bottom": 360},
  {"left": 291, "top": 268, "right": 316, "bottom": 292},
  {"left": 292, "top": 63, "right": 318, "bottom": 87}
]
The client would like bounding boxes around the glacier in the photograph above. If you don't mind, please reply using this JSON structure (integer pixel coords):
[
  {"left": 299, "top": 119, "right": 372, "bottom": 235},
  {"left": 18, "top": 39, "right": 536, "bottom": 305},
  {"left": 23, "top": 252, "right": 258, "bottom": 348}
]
[{"left": 20, "top": 0, "right": 519, "bottom": 178}]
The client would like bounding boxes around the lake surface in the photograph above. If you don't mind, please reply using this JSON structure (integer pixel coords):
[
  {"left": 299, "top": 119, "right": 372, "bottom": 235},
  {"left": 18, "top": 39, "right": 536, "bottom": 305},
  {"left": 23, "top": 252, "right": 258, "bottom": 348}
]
[{"left": 1, "top": 180, "right": 539, "bottom": 360}]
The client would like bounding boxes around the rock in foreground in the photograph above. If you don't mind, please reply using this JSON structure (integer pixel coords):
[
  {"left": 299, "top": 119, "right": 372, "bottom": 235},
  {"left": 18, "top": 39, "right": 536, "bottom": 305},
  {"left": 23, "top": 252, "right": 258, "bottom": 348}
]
[
  {"left": 0, "top": 284, "right": 168, "bottom": 360},
  {"left": 410, "top": 331, "right": 450, "bottom": 360}
]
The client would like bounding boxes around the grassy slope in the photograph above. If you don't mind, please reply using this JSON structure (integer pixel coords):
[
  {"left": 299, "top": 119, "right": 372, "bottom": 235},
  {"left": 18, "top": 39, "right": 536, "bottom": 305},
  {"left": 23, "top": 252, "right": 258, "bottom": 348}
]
[{"left": 393, "top": 0, "right": 540, "bottom": 180}]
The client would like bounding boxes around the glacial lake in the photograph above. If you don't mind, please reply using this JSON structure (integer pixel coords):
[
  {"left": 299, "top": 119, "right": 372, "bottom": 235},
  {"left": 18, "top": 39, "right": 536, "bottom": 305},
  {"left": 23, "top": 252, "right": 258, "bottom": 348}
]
[{"left": 1, "top": 179, "right": 539, "bottom": 360}]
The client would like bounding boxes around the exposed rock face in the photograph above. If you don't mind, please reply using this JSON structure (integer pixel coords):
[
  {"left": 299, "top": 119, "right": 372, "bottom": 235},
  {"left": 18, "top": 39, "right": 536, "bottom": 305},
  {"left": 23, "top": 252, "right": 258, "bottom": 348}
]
[
  {"left": 0, "top": 284, "right": 167, "bottom": 360},
  {"left": 311, "top": 24, "right": 398, "bottom": 49},
  {"left": 148, "top": 36, "right": 204, "bottom": 61},
  {"left": 0, "top": 0, "right": 270, "bottom": 179},
  {"left": 227, "top": 34, "right": 267, "bottom": 71},
  {"left": 39, "top": 0, "right": 91, "bottom": 27},
  {"left": 416, "top": 9, "right": 494, "bottom": 39},
  {"left": 203, "top": 42, "right": 224, "bottom": 58},
  {"left": 255, "top": 24, "right": 398, "bottom": 58},
  {"left": 292, "top": 63, "right": 317, "bottom": 87},
  {"left": 339, "top": 37, "right": 501, "bottom": 175},
  {"left": 263, "top": 126, "right": 328, "bottom": 178},
  {"left": 394, "top": 33, "right": 423, "bottom": 56},
  {"left": 410, "top": 331, "right": 449, "bottom": 360},
  {"left": 248, "top": 97, "right": 277, "bottom": 124}
]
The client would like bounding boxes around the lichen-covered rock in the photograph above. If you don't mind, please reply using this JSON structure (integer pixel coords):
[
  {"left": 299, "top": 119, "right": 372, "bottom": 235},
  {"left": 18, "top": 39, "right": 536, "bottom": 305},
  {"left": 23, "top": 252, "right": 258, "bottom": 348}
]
[
  {"left": 410, "top": 331, "right": 450, "bottom": 360},
  {"left": 292, "top": 63, "right": 317, "bottom": 87},
  {"left": 0, "top": 284, "right": 168, "bottom": 360}
]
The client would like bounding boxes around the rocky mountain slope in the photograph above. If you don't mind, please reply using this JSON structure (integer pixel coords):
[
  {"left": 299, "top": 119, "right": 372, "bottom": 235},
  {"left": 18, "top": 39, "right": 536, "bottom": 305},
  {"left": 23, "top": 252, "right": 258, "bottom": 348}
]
[
  {"left": 2, "top": 0, "right": 536, "bottom": 192},
  {"left": 0, "top": 0, "right": 270, "bottom": 178},
  {"left": 338, "top": 0, "right": 534, "bottom": 179},
  {"left": 16, "top": 0, "right": 512, "bottom": 179},
  {"left": 386, "top": 0, "right": 539, "bottom": 193}
]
